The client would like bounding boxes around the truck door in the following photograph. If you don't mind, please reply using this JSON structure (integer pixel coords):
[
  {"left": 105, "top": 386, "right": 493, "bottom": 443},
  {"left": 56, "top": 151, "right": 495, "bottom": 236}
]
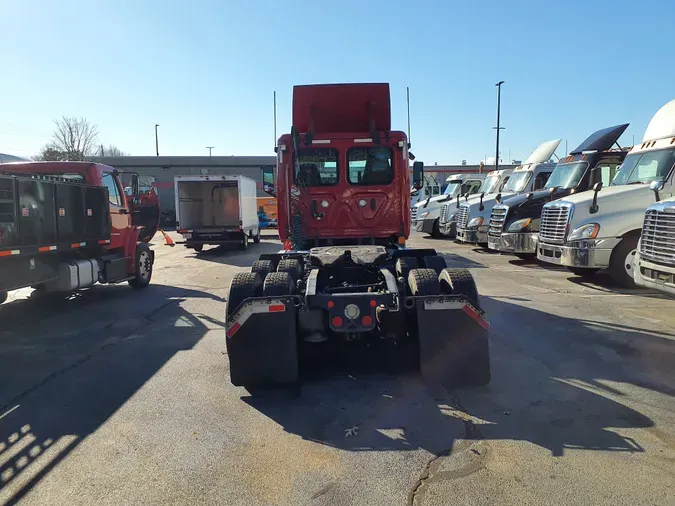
[{"left": 102, "top": 172, "right": 131, "bottom": 250}]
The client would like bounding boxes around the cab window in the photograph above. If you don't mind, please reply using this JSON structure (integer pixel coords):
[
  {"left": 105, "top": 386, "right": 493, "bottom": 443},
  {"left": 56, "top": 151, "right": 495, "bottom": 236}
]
[
  {"left": 102, "top": 173, "right": 122, "bottom": 206},
  {"left": 533, "top": 171, "right": 552, "bottom": 189},
  {"left": 462, "top": 180, "right": 483, "bottom": 195},
  {"left": 348, "top": 147, "right": 393, "bottom": 185},
  {"left": 598, "top": 163, "right": 621, "bottom": 186},
  {"left": 293, "top": 148, "right": 339, "bottom": 186},
  {"left": 499, "top": 176, "right": 510, "bottom": 191}
]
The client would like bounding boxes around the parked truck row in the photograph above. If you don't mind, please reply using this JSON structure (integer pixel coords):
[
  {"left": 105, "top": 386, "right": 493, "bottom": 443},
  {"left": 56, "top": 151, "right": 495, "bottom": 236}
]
[{"left": 421, "top": 99, "right": 675, "bottom": 297}]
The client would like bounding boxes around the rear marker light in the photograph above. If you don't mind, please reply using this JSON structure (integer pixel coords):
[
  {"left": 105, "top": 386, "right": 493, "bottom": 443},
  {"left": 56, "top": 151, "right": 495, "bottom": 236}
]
[
  {"left": 332, "top": 316, "right": 343, "bottom": 327},
  {"left": 268, "top": 304, "right": 285, "bottom": 312},
  {"left": 327, "top": 301, "right": 334, "bottom": 308},
  {"left": 362, "top": 316, "right": 373, "bottom": 326},
  {"left": 462, "top": 305, "right": 490, "bottom": 330},
  {"left": 226, "top": 322, "right": 241, "bottom": 337},
  {"left": 369, "top": 300, "right": 377, "bottom": 307}
]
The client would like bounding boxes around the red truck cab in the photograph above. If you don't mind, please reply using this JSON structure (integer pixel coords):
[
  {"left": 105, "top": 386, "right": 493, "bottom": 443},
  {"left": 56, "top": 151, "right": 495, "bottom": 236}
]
[{"left": 264, "top": 84, "right": 421, "bottom": 249}]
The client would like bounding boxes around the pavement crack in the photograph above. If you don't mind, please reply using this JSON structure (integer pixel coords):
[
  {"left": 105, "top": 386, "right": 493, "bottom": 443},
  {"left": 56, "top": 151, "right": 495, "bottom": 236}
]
[
  {"left": 408, "top": 388, "right": 484, "bottom": 506},
  {"left": 0, "top": 298, "right": 181, "bottom": 413}
]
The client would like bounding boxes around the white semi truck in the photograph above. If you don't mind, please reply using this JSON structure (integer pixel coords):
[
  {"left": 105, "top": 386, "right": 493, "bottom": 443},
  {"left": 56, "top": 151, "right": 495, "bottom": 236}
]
[
  {"left": 633, "top": 193, "right": 675, "bottom": 295},
  {"left": 411, "top": 173, "right": 486, "bottom": 237},
  {"left": 455, "top": 139, "right": 561, "bottom": 245},
  {"left": 438, "top": 169, "right": 514, "bottom": 238},
  {"left": 537, "top": 99, "right": 675, "bottom": 287},
  {"left": 174, "top": 175, "right": 260, "bottom": 252}
]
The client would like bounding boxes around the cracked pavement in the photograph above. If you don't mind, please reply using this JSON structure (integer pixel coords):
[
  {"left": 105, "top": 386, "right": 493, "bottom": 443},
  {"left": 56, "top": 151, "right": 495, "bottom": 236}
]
[{"left": 0, "top": 231, "right": 674, "bottom": 505}]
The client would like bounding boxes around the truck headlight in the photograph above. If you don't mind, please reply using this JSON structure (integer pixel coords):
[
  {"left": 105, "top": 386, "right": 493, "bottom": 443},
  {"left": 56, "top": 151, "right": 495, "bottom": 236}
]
[
  {"left": 449, "top": 213, "right": 457, "bottom": 222},
  {"left": 468, "top": 217, "right": 484, "bottom": 228},
  {"left": 568, "top": 223, "right": 600, "bottom": 241},
  {"left": 507, "top": 218, "right": 531, "bottom": 232},
  {"left": 418, "top": 211, "right": 430, "bottom": 220}
]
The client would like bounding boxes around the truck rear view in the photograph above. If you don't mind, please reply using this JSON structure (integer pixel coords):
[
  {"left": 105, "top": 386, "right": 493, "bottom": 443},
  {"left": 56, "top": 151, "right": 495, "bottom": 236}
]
[
  {"left": 175, "top": 175, "right": 260, "bottom": 252},
  {"left": 224, "top": 83, "right": 491, "bottom": 391}
]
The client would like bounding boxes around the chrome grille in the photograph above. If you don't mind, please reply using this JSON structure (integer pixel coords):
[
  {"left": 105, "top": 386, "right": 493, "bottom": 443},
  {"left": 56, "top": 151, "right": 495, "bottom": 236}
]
[
  {"left": 640, "top": 209, "right": 675, "bottom": 265},
  {"left": 488, "top": 205, "right": 508, "bottom": 237},
  {"left": 539, "top": 203, "right": 571, "bottom": 244},
  {"left": 456, "top": 204, "right": 470, "bottom": 230},
  {"left": 439, "top": 203, "right": 449, "bottom": 224},
  {"left": 411, "top": 206, "right": 418, "bottom": 223}
]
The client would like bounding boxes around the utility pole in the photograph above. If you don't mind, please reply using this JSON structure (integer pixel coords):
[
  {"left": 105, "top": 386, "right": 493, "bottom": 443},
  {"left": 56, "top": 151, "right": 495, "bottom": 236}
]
[
  {"left": 493, "top": 81, "right": 505, "bottom": 171},
  {"left": 155, "top": 124, "right": 160, "bottom": 156},
  {"left": 206, "top": 146, "right": 215, "bottom": 156}
]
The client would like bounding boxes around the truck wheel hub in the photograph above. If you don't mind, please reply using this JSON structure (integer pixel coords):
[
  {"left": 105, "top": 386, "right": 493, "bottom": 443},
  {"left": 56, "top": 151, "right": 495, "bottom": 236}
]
[
  {"left": 624, "top": 248, "right": 637, "bottom": 278},
  {"left": 139, "top": 251, "right": 151, "bottom": 278}
]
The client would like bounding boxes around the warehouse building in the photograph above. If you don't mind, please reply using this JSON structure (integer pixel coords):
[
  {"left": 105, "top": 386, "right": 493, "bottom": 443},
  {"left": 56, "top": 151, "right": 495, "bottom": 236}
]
[{"left": 90, "top": 155, "right": 276, "bottom": 221}]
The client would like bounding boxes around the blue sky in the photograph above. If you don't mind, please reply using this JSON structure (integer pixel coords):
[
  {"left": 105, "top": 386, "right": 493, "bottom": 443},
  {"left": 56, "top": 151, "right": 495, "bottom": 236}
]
[{"left": 2, "top": 0, "right": 674, "bottom": 164}]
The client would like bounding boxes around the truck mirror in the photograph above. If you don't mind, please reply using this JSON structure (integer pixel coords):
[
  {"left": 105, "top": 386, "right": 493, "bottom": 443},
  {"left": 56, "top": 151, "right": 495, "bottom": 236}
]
[
  {"left": 590, "top": 166, "right": 602, "bottom": 186},
  {"left": 590, "top": 181, "right": 603, "bottom": 214},
  {"left": 412, "top": 161, "right": 424, "bottom": 189},
  {"left": 650, "top": 179, "right": 664, "bottom": 202},
  {"left": 262, "top": 166, "right": 276, "bottom": 197},
  {"left": 131, "top": 174, "right": 140, "bottom": 197},
  {"left": 592, "top": 181, "right": 603, "bottom": 192}
]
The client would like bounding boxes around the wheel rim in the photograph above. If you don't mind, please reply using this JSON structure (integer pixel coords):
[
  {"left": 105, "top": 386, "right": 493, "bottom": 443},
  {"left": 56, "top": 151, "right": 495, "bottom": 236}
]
[
  {"left": 138, "top": 251, "right": 151, "bottom": 279},
  {"left": 244, "top": 234, "right": 248, "bottom": 246},
  {"left": 624, "top": 248, "right": 637, "bottom": 279}
]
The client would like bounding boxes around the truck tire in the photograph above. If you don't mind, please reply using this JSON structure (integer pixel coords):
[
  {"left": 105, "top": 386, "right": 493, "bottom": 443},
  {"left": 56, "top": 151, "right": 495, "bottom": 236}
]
[
  {"left": 193, "top": 244, "right": 204, "bottom": 253},
  {"left": 263, "top": 272, "right": 295, "bottom": 296},
  {"left": 240, "top": 233, "right": 249, "bottom": 251},
  {"left": 439, "top": 268, "right": 480, "bottom": 309},
  {"left": 408, "top": 268, "right": 441, "bottom": 296},
  {"left": 253, "top": 228, "right": 261, "bottom": 244},
  {"left": 395, "top": 257, "right": 419, "bottom": 281},
  {"left": 227, "top": 272, "right": 263, "bottom": 318},
  {"left": 567, "top": 267, "right": 599, "bottom": 279},
  {"left": 129, "top": 243, "right": 153, "bottom": 289},
  {"left": 0, "top": 290, "right": 7, "bottom": 305},
  {"left": 251, "top": 259, "right": 275, "bottom": 278},
  {"left": 276, "top": 258, "right": 303, "bottom": 282},
  {"left": 609, "top": 235, "right": 639, "bottom": 288},
  {"left": 421, "top": 255, "right": 447, "bottom": 275}
]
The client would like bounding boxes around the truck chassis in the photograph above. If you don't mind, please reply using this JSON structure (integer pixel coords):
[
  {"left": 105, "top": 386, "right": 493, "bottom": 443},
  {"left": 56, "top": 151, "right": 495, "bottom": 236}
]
[{"left": 225, "top": 246, "right": 490, "bottom": 389}]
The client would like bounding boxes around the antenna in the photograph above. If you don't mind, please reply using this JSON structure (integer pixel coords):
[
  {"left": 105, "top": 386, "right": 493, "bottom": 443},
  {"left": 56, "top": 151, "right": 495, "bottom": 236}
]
[
  {"left": 406, "top": 86, "right": 411, "bottom": 148},
  {"left": 273, "top": 91, "right": 277, "bottom": 151}
]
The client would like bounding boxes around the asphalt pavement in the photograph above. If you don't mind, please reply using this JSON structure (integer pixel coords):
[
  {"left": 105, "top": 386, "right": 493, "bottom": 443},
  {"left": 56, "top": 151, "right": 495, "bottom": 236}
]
[{"left": 0, "top": 231, "right": 673, "bottom": 506}]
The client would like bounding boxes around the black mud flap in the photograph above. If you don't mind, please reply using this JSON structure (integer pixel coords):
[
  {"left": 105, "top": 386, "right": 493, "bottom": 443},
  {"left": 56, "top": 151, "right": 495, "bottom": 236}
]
[
  {"left": 415, "top": 297, "right": 491, "bottom": 388},
  {"left": 225, "top": 297, "right": 299, "bottom": 387}
]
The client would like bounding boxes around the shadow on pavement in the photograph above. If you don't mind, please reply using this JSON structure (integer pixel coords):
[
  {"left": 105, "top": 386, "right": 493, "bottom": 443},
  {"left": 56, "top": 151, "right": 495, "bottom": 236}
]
[
  {"left": 0, "top": 285, "right": 213, "bottom": 505},
  {"left": 243, "top": 296, "right": 672, "bottom": 459},
  {"left": 187, "top": 240, "right": 281, "bottom": 268}
]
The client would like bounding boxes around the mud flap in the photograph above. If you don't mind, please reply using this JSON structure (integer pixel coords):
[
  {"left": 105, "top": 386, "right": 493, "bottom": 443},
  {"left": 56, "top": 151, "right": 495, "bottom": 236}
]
[
  {"left": 415, "top": 297, "right": 491, "bottom": 388},
  {"left": 225, "top": 297, "right": 299, "bottom": 387}
]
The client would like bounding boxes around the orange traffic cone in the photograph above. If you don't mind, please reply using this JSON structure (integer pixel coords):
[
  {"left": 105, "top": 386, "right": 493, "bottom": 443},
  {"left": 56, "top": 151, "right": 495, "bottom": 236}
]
[{"left": 159, "top": 229, "right": 175, "bottom": 247}]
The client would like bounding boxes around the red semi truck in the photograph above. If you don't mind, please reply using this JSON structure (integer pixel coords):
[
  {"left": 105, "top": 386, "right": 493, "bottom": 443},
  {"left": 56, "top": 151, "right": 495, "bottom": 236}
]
[
  {"left": 0, "top": 161, "right": 158, "bottom": 304},
  {"left": 225, "top": 83, "right": 491, "bottom": 389}
]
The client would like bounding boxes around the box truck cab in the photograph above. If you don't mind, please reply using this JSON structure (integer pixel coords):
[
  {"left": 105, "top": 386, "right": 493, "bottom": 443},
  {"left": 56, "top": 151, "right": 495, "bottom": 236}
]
[
  {"left": 487, "top": 124, "right": 628, "bottom": 257},
  {"left": 537, "top": 99, "right": 675, "bottom": 287},
  {"left": 439, "top": 169, "right": 513, "bottom": 238},
  {"left": 455, "top": 139, "right": 561, "bottom": 245},
  {"left": 412, "top": 173, "right": 485, "bottom": 237},
  {"left": 634, "top": 194, "right": 675, "bottom": 295}
]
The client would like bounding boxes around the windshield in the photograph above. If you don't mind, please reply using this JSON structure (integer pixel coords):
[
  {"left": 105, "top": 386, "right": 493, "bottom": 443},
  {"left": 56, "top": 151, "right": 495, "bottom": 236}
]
[
  {"left": 544, "top": 162, "right": 587, "bottom": 189},
  {"left": 443, "top": 181, "right": 462, "bottom": 196},
  {"left": 502, "top": 171, "right": 532, "bottom": 193},
  {"left": 611, "top": 147, "right": 675, "bottom": 186},
  {"left": 480, "top": 175, "right": 500, "bottom": 193}
]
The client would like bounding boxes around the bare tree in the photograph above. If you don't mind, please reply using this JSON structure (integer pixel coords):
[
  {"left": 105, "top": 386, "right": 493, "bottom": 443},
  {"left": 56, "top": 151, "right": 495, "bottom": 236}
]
[
  {"left": 50, "top": 116, "right": 99, "bottom": 160},
  {"left": 99, "top": 144, "right": 128, "bottom": 156},
  {"left": 34, "top": 145, "right": 67, "bottom": 161}
]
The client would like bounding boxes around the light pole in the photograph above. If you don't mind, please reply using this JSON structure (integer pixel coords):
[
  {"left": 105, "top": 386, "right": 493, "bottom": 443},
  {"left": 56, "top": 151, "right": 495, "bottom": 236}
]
[
  {"left": 493, "top": 81, "right": 505, "bottom": 171},
  {"left": 155, "top": 124, "right": 160, "bottom": 156},
  {"left": 206, "top": 146, "right": 214, "bottom": 157}
]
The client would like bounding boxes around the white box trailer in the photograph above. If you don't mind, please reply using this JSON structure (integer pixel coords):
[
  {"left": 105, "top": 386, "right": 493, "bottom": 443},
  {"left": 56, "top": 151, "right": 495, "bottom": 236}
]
[{"left": 174, "top": 175, "right": 260, "bottom": 252}]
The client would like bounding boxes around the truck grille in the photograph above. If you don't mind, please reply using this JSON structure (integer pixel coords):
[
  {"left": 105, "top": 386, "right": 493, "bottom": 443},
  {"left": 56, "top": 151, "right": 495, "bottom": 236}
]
[
  {"left": 539, "top": 203, "right": 571, "bottom": 244},
  {"left": 488, "top": 205, "right": 508, "bottom": 237},
  {"left": 640, "top": 209, "right": 675, "bottom": 265},
  {"left": 456, "top": 204, "right": 470, "bottom": 230},
  {"left": 411, "top": 206, "right": 418, "bottom": 223}
]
